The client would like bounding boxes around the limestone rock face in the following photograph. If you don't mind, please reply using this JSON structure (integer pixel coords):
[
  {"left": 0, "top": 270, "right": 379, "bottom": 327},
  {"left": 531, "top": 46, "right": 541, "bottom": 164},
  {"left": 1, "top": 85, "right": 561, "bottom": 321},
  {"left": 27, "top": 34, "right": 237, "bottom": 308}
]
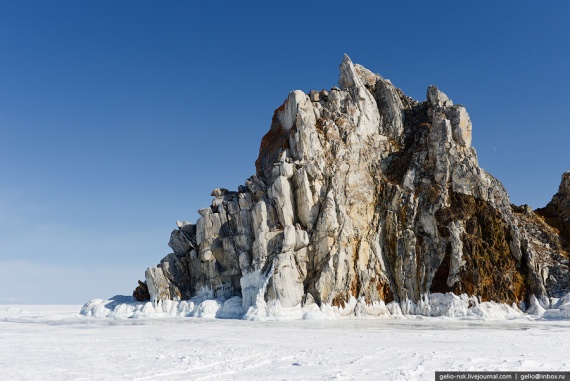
[{"left": 138, "top": 55, "right": 569, "bottom": 313}]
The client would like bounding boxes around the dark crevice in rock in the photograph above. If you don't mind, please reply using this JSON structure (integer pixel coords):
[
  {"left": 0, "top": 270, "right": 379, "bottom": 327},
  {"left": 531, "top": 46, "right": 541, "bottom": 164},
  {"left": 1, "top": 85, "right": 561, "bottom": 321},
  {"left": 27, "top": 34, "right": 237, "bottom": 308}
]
[{"left": 430, "top": 246, "right": 451, "bottom": 294}]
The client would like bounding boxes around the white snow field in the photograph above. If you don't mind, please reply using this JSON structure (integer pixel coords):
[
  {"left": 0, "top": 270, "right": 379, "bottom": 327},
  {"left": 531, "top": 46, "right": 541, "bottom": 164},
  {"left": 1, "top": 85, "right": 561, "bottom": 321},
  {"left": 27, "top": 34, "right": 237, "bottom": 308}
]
[{"left": 1, "top": 303, "right": 570, "bottom": 380}]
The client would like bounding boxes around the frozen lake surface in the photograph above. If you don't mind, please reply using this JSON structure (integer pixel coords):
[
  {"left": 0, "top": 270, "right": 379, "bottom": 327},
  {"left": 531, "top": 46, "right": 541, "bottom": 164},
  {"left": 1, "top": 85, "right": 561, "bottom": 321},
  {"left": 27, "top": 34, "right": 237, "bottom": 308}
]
[{"left": 1, "top": 305, "right": 570, "bottom": 380}]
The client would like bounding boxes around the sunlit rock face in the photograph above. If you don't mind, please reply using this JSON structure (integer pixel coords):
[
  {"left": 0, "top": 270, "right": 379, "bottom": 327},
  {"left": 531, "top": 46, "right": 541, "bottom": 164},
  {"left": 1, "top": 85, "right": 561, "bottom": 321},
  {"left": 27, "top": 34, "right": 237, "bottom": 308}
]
[{"left": 136, "top": 55, "right": 569, "bottom": 313}]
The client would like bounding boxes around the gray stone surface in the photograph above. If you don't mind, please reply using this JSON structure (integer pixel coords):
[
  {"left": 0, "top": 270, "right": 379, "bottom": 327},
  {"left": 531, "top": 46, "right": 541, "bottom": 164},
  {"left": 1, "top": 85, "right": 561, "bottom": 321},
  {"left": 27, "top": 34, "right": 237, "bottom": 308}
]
[{"left": 309, "top": 90, "right": 319, "bottom": 102}]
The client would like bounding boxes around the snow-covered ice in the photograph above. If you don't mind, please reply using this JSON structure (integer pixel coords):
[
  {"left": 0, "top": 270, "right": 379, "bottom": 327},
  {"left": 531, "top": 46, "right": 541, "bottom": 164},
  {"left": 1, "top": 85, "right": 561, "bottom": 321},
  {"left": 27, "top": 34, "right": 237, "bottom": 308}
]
[
  {"left": 80, "top": 291, "right": 570, "bottom": 321},
  {"left": 2, "top": 303, "right": 570, "bottom": 380}
]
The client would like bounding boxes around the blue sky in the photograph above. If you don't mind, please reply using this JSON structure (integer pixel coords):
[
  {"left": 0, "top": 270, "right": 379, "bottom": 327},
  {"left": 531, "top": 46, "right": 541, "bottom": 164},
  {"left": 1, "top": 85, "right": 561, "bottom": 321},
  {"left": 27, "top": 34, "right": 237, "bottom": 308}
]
[{"left": 1, "top": 1, "right": 569, "bottom": 304}]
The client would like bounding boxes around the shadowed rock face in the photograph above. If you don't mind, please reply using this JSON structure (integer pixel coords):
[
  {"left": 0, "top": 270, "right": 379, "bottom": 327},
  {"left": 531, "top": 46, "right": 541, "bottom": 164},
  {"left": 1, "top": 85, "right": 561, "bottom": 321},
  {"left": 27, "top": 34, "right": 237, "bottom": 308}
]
[
  {"left": 136, "top": 55, "right": 569, "bottom": 311},
  {"left": 537, "top": 172, "right": 570, "bottom": 237},
  {"left": 528, "top": 172, "right": 570, "bottom": 298}
]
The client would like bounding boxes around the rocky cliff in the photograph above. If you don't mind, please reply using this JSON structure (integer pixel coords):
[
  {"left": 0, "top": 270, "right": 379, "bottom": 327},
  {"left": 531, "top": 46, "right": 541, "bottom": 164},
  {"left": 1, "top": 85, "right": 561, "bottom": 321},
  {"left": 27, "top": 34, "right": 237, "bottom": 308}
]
[{"left": 134, "top": 55, "right": 569, "bottom": 316}]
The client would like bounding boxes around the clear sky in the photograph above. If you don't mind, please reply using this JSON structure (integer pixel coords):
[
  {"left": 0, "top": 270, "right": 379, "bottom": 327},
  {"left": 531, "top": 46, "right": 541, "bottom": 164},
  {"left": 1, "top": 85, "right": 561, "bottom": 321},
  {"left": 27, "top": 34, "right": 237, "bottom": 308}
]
[{"left": 1, "top": 1, "right": 569, "bottom": 304}]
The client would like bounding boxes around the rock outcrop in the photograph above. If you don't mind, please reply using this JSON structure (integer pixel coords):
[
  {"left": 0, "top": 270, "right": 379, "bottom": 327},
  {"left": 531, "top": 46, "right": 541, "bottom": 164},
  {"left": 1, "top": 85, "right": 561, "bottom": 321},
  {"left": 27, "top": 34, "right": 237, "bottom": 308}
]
[
  {"left": 134, "top": 55, "right": 569, "bottom": 315},
  {"left": 524, "top": 172, "right": 570, "bottom": 300},
  {"left": 537, "top": 172, "right": 570, "bottom": 236}
]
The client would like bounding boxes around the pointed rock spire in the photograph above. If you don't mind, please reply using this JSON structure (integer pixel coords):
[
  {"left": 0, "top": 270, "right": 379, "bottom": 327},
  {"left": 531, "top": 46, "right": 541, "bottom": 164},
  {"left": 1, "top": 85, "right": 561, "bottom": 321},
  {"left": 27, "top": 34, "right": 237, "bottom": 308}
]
[
  {"left": 338, "top": 54, "right": 363, "bottom": 90},
  {"left": 541, "top": 171, "right": 570, "bottom": 233},
  {"left": 427, "top": 85, "right": 453, "bottom": 107}
]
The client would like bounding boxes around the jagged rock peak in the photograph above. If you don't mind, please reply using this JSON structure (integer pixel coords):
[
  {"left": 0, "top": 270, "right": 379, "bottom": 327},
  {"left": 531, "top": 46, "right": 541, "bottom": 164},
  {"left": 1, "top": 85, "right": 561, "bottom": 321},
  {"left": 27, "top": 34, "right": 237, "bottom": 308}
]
[
  {"left": 539, "top": 171, "right": 570, "bottom": 235},
  {"left": 339, "top": 54, "right": 363, "bottom": 89},
  {"left": 558, "top": 171, "right": 570, "bottom": 196},
  {"left": 553, "top": 172, "right": 570, "bottom": 215},
  {"left": 427, "top": 85, "right": 453, "bottom": 107},
  {"left": 132, "top": 56, "right": 569, "bottom": 317}
]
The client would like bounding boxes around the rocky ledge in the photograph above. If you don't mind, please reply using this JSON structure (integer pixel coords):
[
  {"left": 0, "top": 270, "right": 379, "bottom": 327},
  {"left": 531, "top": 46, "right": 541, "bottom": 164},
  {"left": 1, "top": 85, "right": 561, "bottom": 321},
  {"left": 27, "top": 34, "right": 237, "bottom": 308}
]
[{"left": 131, "top": 55, "right": 569, "bottom": 317}]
